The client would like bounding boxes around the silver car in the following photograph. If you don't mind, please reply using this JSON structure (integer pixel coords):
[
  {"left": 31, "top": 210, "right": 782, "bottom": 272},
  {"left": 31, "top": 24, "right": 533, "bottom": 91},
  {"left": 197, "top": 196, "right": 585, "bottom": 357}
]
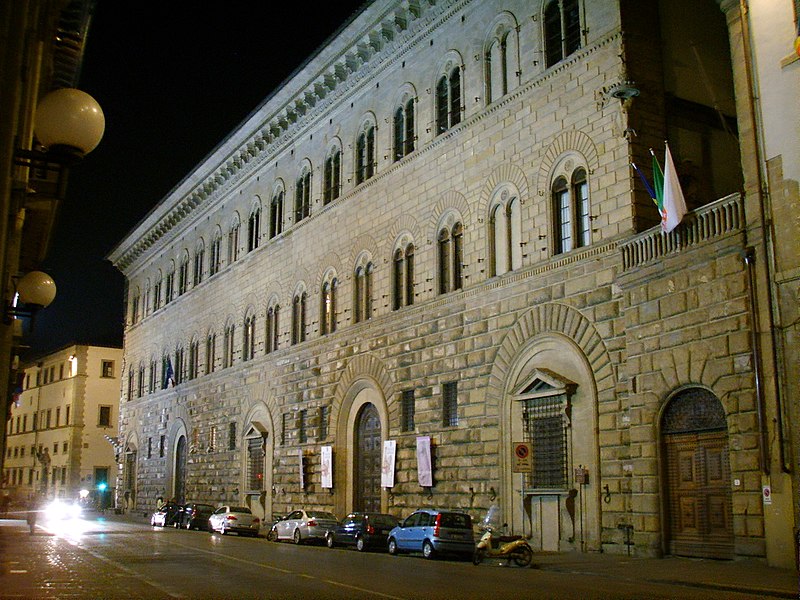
[
  {"left": 208, "top": 505, "right": 261, "bottom": 537},
  {"left": 272, "top": 509, "right": 338, "bottom": 544}
]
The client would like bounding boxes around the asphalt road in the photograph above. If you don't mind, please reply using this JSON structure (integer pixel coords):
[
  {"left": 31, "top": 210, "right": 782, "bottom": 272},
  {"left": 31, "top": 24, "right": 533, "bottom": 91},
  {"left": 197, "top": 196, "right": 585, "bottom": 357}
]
[{"left": 0, "top": 513, "right": 780, "bottom": 599}]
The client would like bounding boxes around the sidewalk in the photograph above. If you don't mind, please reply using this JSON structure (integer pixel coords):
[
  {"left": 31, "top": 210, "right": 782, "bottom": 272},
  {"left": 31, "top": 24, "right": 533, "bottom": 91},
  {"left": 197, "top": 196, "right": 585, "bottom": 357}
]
[{"left": 532, "top": 550, "right": 798, "bottom": 599}]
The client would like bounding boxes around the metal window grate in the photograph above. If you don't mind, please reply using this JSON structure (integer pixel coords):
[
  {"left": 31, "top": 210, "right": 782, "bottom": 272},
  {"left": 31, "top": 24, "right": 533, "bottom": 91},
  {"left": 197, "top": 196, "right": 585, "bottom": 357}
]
[
  {"left": 401, "top": 390, "right": 415, "bottom": 431},
  {"left": 247, "top": 437, "right": 264, "bottom": 491},
  {"left": 523, "top": 394, "right": 567, "bottom": 489}
]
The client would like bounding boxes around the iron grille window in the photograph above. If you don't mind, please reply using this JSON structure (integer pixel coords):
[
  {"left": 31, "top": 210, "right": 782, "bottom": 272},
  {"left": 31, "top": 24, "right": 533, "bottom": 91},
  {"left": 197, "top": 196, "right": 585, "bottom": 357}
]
[
  {"left": 228, "top": 422, "right": 236, "bottom": 451},
  {"left": 523, "top": 394, "right": 568, "bottom": 489},
  {"left": 247, "top": 436, "right": 264, "bottom": 491},
  {"left": 401, "top": 389, "right": 415, "bottom": 431},
  {"left": 442, "top": 382, "right": 458, "bottom": 427},
  {"left": 159, "top": 435, "right": 165, "bottom": 458},
  {"left": 298, "top": 409, "right": 307, "bottom": 444},
  {"left": 281, "top": 413, "right": 289, "bottom": 445},
  {"left": 319, "top": 405, "right": 329, "bottom": 441}
]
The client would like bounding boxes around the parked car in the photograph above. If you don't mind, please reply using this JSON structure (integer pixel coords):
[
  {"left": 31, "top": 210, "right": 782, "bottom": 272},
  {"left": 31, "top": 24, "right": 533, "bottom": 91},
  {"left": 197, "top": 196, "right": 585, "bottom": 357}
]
[
  {"left": 271, "top": 509, "right": 338, "bottom": 544},
  {"left": 326, "top": 512, "right": 398, "bottom": 552},
  {"left": 177, "top": 502, "right": 215, "bottom": 530},
  {"left": 208, "top": 505, "right": 261, "bottom": 537},
  {"left": 387, "top": 509, "right": 475, "bottom": 559},
  {"left": 150, "top": 501, "right": 182, "bottom": 527}
]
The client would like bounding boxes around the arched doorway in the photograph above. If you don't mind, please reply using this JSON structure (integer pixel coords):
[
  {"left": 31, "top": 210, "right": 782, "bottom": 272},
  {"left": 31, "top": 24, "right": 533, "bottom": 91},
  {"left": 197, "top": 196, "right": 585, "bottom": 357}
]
[
  {"left": 661, "top": 388, "right": 734, "bottom": 559},
  {"left": 355, "top": 403, "right": 381, "bottom": 512},
  {"left": 174, "top": 435, "right": 187, "bottom": 503}
]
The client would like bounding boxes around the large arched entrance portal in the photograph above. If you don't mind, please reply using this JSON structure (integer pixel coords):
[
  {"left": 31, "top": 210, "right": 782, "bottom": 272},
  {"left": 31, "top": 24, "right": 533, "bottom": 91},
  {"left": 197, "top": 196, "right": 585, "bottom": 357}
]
[
  {"left": 661, "top": 388, "right": 734, "bottom": 559},
  {"left": 355, "top": 403, "right": 381, "bottom": 512}
]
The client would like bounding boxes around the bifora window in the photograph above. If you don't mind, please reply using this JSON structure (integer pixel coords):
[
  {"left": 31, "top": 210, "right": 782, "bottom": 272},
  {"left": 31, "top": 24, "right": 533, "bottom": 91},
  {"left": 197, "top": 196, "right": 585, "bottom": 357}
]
[{"left": 514, "top": 370, "right": 576, "bottom": 490}]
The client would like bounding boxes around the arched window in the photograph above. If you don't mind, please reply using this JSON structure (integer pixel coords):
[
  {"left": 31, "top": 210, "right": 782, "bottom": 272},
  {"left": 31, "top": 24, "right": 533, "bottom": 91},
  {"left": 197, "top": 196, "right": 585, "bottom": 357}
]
[
  {"left": 153, "top": 271, "right": 162, "bottom": 311},
  {"left": 130, "top": 287, "right": 140, "bottom": 325},
  {"left": 544, "top": 0, "right": 581, "bottom": 68},
  {"left": 553, "top": 167, "right": 590, "bottom": 254},
  {"left": 137, "top": 362, "right": 145, "bottom": 398},
  {"left": 392, "top": 243, "right": 415, "bottom": 310},
  {"left": 355, "top": 122, "right": 376, "bottom": 185},
  {"left": 228, "top": 215, "right": 241, "bottom": 263},
  {"left": 270, "top": 188, "right": 284, "bottom": 239},
  {"left": 291, "top": 291, "right": 307, "bottom": 345},
  {"left": 323, "top": 147, "right": 341, "bottom": 204},
  {"left": 223, "top": 323, "right": 235, "bottom": 368},
  {"left": 193, "top": 240, "right": 205, "bottom": 286},
  {"left": 354, "top": 261, "right": 374, "bottom": 323},
  {"left": 205, "top": 331, "right": 216, "bottom": 375},
  {"left": 188, "top": 338, "right": 199, "bottom": 380},
  {"left": 164, "top": 264, "right": 175, "bottom": 305},
  {"left": 143, "top": 280, "right": 151, "bottom": 318},
  {"left": 438, "top": 222, "right": 463, "bottom": 294},
  {"left": 266, "top": 303, "right": 280, "bottom": 353},
  {"left": 247, "top": 203, "right": 261, "bottom": 252},
  {"left": 209, "top": 229, "right": 222, "bottom": 276},
  {"left": 295, "top": 168, "right": 311, "bottom": 223},
  {"left": 243, "top": 312, "right": 256, "bottom": 361},
  {"left": 393, "top": 97, "right": 415, "bottom": 161},
  {"left": 490, "top": 192, "right": 522, "bottom": 276},
  {"left": 148, "top": 357, "right": 157, "bottom": 393},
  {"left": 174, "top": 346, "right": 185, "bottom": 385},
  {"left": 178, "top": 251, "right": 190, "bottom": 295},
  {"left": 486, "top": 21, "right": 519, "bottom": 104},
  {"left": 320, "top": 277, "right": 337, "bottom": 335},
  {"left": 436, "top": 66, "right": 461, "bottom": 134}
]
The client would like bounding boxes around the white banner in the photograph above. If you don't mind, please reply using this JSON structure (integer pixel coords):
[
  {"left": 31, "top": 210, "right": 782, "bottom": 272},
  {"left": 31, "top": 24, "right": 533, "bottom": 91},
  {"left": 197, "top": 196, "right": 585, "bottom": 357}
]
[
  {"left": 321, "top": 446, "right": 333, "bottom": 488},
  {"left": 381, "top": 440, "right": 396, "bottom": 488},
  {"left": 416, "top": 436, "right": 432, "bottom": 487}
]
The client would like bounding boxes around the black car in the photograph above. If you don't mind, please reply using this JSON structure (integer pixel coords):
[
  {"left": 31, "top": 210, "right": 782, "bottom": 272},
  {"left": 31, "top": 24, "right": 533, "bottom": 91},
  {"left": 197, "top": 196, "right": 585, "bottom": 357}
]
[
  {"left": 326, "top": 512, "right": 399, "bottom": 551},
  {"left": 178, "top": 502, "right": 215, "bottom": 530}
]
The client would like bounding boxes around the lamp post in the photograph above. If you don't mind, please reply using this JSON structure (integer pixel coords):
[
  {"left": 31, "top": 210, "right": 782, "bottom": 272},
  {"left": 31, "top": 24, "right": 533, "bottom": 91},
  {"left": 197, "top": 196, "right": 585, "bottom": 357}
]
[{"left": 0, "top": 87, "right": 104, "bottom": 486}]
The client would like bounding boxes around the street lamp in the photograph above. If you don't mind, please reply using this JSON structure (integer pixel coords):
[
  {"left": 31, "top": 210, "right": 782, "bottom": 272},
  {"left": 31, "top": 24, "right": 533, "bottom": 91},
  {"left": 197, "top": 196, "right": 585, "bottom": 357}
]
[
  {"left": 13, "top": 88, "right": 105, "bottom": 197},
  {"left": 4, "top": 270, "right": 57, "bottom": 329}
]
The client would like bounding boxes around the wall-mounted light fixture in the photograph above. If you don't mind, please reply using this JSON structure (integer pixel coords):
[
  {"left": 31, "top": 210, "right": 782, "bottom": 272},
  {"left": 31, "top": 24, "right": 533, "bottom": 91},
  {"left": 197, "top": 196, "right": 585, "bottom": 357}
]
[
  {"left": 13, "top": 88, "right": 105, "bottom": 199},
  {"left": 5, "top": 270, "right": 57, "bottom": 330}
]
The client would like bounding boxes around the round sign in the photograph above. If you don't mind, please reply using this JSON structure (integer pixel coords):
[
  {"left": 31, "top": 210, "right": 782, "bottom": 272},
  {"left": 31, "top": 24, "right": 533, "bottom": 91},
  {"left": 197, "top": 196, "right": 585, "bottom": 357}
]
[{"left": 515, "top": 444, "right": 529, "bottom": 459}]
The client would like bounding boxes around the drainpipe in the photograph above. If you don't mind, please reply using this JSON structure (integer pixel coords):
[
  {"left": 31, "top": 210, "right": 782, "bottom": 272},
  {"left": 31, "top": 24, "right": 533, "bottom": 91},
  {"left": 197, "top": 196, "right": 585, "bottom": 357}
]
[{"left": 738, "top": 0, "right": 789, "bottom": 474}]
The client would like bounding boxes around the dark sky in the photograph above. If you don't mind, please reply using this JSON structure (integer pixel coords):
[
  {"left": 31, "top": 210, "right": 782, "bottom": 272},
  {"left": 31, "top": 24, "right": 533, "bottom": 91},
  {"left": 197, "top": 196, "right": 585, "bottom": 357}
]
[{"left": 24, "top": 1, "right": 367, "bottom": 358}]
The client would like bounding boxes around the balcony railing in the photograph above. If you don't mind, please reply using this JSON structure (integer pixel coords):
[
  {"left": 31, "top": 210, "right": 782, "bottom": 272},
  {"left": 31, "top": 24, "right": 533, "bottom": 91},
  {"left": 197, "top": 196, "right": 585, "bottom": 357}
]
[{"left": 620, "top": 193, "right": 744, "bottom": 271}]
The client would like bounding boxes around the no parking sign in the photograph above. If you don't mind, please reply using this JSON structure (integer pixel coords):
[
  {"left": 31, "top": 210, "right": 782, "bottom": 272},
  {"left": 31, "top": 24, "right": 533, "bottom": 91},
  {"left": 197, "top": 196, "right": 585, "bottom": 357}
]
[{"left": 512, "top": 442, "right": 533, "bottom": 473}]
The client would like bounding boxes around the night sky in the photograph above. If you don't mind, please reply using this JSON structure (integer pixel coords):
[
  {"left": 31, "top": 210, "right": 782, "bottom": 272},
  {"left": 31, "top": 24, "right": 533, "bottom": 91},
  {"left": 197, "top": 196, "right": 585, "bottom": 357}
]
[{"left": 24, "top": 1, "right": 368, "bottom": 359}]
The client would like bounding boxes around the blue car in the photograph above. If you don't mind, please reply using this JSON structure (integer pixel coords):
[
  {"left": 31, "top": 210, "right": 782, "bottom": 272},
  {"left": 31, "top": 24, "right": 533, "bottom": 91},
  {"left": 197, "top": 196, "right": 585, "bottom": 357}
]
[{"left": 387, "top": 509, "right": 475, "bottom": 559}]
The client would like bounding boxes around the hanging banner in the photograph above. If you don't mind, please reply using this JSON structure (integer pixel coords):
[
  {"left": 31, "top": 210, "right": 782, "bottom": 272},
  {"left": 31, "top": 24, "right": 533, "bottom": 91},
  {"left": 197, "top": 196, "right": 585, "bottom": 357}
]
[
  {"left": 321, "top": 446, "right": 333, "bottom": 489},
  {"left": 416, "top": 436, "right": 432, "bottom": 487},
  {"left": 381, "top": 440, "right": 396, "bottom": 488},
  {"left": 298, "top": 448, "right": 305, "bottom": 489}
]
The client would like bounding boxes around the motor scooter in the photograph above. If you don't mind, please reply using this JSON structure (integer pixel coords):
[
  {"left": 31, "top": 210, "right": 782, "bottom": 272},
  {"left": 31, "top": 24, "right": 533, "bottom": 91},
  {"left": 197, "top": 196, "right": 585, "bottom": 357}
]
[{"left": 472, "top": 505, "right": 533, "bottom": 567}]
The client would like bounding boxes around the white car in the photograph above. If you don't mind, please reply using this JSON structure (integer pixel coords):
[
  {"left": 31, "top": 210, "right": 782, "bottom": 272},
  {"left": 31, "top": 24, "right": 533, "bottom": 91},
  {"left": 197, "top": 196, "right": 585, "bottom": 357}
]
[
  {"left": 271, "top": 509, "right": 338, "bottom": 544},
  {"left": 208, "top": 505, "right": 261, "bottom": 537}
]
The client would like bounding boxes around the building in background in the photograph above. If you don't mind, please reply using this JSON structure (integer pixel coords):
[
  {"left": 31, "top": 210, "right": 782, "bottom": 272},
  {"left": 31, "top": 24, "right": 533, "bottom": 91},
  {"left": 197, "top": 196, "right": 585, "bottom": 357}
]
[
  {"left": 4, "top": 344, "right": 121, "bottom": 508},
  {"left": 108, "top": 0, "right": 798, "bottom": 567},
  {"left": 0, "top": 1, "right": 104, "bottom": 490}
]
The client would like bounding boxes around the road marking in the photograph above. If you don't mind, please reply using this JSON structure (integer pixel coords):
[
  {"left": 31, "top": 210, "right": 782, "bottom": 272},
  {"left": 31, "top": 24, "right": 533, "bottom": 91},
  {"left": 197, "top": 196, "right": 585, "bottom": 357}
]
[
  {"left": 80, "top": 546, "right": 187, "bottom": 599},
  {"left": 166, "top": 538, "right": 406, "bottom": 599}
]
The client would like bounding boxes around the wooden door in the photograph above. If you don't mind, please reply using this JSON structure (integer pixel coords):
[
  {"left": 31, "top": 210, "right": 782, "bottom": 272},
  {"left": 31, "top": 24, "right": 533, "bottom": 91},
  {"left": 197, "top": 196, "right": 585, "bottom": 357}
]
[{"left": 355, "top": 403, "right": 381, "bottom": 512}]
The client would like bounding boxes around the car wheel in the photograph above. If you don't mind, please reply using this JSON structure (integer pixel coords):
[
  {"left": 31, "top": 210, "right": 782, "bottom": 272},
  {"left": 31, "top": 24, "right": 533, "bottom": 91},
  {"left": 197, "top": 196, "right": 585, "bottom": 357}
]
[
  {"left": 388, "top": 538, "right": 398, "bottom": 555},
  {"left": 293, "top": 529, "right": 302, "bottom": 545},
  {"left": 267, "top": 528, "right": 277, "bottom": 542},
  {"left": 355, "top": 537, "right": 366, "bottom": 552},
  {"left": 422, "top": 540, "right": 435, "bottom": 559},
  {"left": 513, "top": 545, "right": 533, "bottom": 567},
  {"left": 326, "top": 533, "right": 335, "bottom": 549}
]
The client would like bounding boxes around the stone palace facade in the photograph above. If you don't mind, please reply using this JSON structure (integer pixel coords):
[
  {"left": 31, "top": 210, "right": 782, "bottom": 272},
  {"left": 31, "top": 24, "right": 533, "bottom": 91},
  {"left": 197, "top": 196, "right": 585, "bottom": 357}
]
[{"left": 108, "top": 0, "right": 798, "bottom": 566}]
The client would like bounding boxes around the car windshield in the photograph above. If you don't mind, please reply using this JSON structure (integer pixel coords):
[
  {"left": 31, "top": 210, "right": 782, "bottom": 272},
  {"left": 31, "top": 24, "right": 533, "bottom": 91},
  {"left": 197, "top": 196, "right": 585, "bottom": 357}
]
[
  {"left": 230, "top": 507, "right": 251, "bottom": 513},
  {"left": 440, "top": 512, "right": 471, "bottom": 529},
  {"left": 308, "top": 511, "right": 337, "bottom": 520},
  {"left": 194, "top": 504, "right": 214, "bottom": 512},
  {"left": 369, "top": 515, "right": 398, "bottom": 527}
]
